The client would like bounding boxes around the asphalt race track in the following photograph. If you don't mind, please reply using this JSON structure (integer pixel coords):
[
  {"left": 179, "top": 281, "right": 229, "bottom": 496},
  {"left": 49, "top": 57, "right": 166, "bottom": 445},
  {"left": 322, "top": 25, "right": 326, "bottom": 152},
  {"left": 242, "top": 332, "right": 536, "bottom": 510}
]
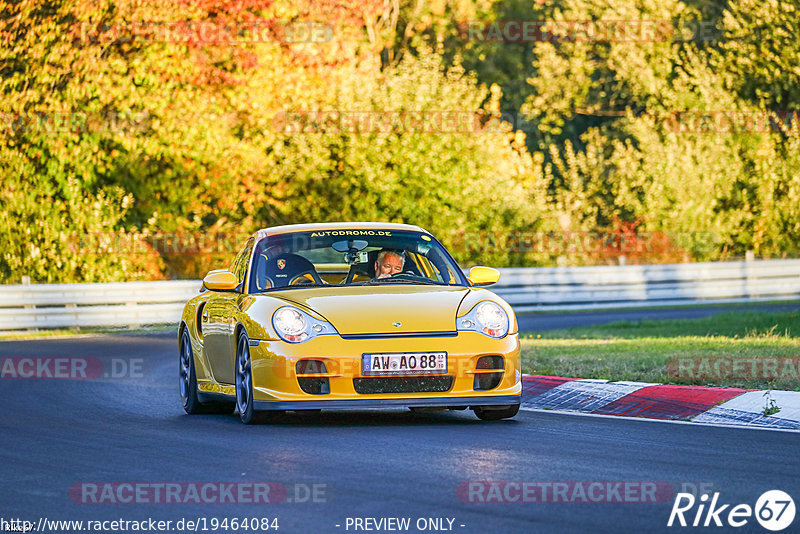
[{"left": 2, "top": 328, "right": 799, "bottom": 533}]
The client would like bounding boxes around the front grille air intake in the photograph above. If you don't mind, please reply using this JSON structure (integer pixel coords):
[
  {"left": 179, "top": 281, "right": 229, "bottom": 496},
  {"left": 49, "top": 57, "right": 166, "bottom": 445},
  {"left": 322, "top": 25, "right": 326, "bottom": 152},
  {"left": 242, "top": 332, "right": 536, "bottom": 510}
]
[
  {"left": 353, "top": 376, "right": 453, "bottom": 394},
  {"left": 474, "top": 356, "right": 504, "bottom": 391},
  {"left": 296, "top": 360, "right": 330, "bottom": 395}
]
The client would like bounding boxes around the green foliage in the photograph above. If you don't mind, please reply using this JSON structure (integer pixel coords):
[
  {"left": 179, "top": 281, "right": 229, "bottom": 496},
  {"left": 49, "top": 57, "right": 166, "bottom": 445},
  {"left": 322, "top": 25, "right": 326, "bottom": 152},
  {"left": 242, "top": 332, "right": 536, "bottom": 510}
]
[
  {"left": 0, "top": 146, "right": 164, "bottom": 282},
  {"left": 2, "top": 0, "right": 799, "bottom": 282},
  {"left": 0, "top": 0, "right": 175, "bottom": 282},
  {"left": 521, "top": 309, "right": 800, "bottom": 390},
  {"left": 712, "top": 0, "right": 800, "bottom": 109},
  {"left": 763, "top": 391, "right": 781, "bottom": 416},
  {"left": 522, "top": 0, "right": 800, "bottom": 260},
  {"left": 249, "top": 49, "right": 550, "bottom": 267}
]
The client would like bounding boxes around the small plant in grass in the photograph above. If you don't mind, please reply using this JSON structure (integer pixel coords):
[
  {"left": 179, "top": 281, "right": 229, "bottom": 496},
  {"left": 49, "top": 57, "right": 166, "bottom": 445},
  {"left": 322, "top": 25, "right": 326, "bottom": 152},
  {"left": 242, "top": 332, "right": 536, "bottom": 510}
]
[{"left": 762, "top": 391, "right": 781, "bottom": 416}]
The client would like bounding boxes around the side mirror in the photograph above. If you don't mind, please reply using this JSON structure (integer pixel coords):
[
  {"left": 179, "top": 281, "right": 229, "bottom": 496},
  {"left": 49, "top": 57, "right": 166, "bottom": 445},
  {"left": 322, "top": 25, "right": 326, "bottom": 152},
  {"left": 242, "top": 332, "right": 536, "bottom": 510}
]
[
  {"left": 203, "top": 270, "right": 239, "bottom": 291},
  {"left": 467, "top": 266, "right": 500, "bottom": 286}
]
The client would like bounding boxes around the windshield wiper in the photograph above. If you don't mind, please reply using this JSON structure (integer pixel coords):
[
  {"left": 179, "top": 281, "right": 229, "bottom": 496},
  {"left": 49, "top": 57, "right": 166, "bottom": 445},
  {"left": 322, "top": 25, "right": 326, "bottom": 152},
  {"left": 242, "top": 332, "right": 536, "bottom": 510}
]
[
  {"left": 260, "top": 283, "right": 330, "bottom": 292},
  {"left": 361, "top": 278, "right": 441, "bottom": 285}
]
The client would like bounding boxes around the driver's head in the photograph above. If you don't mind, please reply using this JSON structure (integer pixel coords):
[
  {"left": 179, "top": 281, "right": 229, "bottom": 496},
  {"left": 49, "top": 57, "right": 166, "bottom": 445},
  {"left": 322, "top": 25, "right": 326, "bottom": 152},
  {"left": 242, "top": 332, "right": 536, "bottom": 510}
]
[{"left": 374, "top": 250, "right": 404, "bottom": 279}]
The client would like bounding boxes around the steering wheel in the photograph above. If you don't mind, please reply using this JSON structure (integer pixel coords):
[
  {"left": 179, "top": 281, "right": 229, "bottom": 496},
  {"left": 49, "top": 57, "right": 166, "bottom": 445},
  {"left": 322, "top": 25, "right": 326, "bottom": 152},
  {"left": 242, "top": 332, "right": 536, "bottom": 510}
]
[
  {"left": 389, "top": 271, "right": 425, "bottom": 281},
  {"left": 289, "top": 270, "right": 324, "bottom": 286}
]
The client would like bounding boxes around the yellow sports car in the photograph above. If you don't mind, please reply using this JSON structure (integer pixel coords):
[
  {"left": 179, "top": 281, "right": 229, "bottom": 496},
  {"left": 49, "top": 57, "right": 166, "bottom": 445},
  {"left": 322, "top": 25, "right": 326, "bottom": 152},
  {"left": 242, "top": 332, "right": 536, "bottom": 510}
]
[{"left": 179, "top": 222, "right": 521, "bottom": 424}]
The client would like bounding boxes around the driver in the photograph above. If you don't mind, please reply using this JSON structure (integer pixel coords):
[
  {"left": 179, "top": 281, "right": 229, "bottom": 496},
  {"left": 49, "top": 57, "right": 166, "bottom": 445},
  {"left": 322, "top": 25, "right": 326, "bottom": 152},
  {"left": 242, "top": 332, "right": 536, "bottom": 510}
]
[{"left": 374, "top": 249, "right": 404, "bottom": 279}]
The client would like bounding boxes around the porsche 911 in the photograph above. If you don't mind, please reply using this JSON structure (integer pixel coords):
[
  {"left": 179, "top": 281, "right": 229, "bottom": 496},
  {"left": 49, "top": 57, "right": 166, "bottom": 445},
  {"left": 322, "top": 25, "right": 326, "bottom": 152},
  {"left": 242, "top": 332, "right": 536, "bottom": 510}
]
[{"left": 178, "top": 222, "right": 521, "bottom": 423}]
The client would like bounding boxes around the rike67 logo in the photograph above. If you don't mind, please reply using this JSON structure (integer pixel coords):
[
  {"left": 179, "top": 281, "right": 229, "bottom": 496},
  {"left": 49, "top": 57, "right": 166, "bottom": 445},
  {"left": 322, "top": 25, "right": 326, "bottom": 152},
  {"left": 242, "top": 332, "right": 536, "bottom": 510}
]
[{"left": 668, "top": 490, "right": 795, "bottom": 531}]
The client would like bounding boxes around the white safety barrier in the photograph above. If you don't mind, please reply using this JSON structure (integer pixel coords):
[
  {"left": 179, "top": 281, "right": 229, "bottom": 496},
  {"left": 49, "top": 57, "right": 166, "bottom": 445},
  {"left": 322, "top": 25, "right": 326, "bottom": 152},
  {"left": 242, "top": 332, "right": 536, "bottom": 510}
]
[
  {"left": 0, "top": 281, "right": 200, "bottom": 331},
  {"left": 0, "top": 259, "right": 799, "bottom": 330},
  {"left": 493, "top": 259, "right": 800, "bottom": 312}
]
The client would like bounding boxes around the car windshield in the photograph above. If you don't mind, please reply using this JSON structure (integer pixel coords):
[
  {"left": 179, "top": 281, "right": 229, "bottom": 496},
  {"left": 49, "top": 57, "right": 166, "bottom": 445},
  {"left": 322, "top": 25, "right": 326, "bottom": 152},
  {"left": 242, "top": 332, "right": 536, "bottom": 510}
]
[{"left": 248, "top": 229, "right": 467, "bottom": 293}]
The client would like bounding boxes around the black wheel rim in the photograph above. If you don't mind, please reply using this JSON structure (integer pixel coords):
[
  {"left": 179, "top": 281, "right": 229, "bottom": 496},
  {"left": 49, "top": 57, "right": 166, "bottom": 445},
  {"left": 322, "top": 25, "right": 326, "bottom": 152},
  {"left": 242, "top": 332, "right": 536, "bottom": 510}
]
[
  {"left": 236, "top": 336, "right": 251, "bottom": 415},
  {"left": 179, "top": 332, "right": 191, "bottom": 406}
]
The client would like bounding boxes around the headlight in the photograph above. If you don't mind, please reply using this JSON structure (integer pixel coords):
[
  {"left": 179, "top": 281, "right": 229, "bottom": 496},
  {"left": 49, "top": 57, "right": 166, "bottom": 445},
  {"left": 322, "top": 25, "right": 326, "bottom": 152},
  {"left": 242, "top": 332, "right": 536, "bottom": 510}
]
[
  {"left": 458, "top": 301, "right": 509, "bottom": 338},
  {"left": 272, "top": 306, "right": 337, "bottom": 343}
]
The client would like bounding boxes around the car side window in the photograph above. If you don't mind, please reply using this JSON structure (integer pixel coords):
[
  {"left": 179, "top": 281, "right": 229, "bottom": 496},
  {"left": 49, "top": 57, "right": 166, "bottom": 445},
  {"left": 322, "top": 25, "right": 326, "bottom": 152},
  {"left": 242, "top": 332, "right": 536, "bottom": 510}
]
[{"left": 231, "top": 237, "right": 255, "bottom": 286}]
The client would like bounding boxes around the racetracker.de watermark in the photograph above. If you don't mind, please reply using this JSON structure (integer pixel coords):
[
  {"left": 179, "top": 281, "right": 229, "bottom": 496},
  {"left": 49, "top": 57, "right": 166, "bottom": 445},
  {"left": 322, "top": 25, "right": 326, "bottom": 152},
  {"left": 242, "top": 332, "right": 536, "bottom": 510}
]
[
  {"left": 462, "top": 19, "right": 721, "bottom": 43},
  {"left": 0, "top": 111, "right": 150, "bottom": 135},
  {"left": 452, "top": 230, "right": 717, "bottom": 257},
  {"left": 0, "top": 357, "right": 147, "bottom": 380},
  {"left": 667, "top": 357, "right": 800, "bottom": 381},
  {"left": 67, "top": 232, "right": 252, "bottom": 256},
  {"left": 271, "top": 110, "right": 518, "bottom": 134},
  {"left": 457, "top": 481, "right": 674, "bottom": 503},
  {"left": 76, "top": 20, "right": 333, "bottom": 44},
  {"left": 69, "top": 482, "right": 328, "bottom": 504},
  {"left": 665, "top": 110, "right": 800, "bottom": 134}
]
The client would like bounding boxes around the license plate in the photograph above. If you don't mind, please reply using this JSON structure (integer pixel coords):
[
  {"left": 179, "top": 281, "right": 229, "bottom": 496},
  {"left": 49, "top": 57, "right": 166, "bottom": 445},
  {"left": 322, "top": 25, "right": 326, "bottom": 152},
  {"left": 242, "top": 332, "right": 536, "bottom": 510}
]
[{"left": 362, "top": 352, "right": 447, "bottom": 376}]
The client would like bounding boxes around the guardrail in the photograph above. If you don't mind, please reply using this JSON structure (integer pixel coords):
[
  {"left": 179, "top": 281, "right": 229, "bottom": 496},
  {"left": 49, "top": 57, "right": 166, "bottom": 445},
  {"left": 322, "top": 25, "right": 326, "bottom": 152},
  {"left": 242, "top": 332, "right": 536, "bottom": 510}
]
[
  {"left": 493, "top": 259, "right": 800, "bottom": 312},
  {"left": 0, "top": 281, "right": 200, "bottom": 331},
  {"left": 1, "top": 259, "right": 799, "bottom": 330}
]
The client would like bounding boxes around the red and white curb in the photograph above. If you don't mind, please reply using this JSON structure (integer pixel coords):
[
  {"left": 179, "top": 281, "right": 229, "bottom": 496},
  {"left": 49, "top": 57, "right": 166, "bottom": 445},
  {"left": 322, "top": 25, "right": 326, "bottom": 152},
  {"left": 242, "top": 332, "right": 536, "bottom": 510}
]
[{"left": 521, "top": 375, "right": 800, "bottom": 430}]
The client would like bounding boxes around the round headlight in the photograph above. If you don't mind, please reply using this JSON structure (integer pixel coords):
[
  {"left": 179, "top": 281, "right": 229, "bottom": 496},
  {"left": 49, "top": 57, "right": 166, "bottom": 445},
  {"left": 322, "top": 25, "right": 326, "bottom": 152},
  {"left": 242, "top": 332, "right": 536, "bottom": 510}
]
[
  {"left": 475, "top": 301, "right": 509, "bottom": 338},
  {"left": 273, "top": 307, "right": 308, "bottom": 342}
]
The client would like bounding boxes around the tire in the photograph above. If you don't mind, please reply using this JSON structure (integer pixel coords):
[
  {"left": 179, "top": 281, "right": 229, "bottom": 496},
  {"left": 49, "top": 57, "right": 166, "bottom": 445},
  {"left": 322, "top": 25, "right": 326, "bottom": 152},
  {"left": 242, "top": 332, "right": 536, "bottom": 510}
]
[
  {"left": 235, "top": 330, "right": 260, "bottom": 424},
  {"left": 179, "top": 328, "right": 203, "bottom": 414},
  {"left": 180, "top": 328, "right": 235, "bottom": 415},
  {"left": 473, "top": 404, "right": 520, "bottom": 421}
]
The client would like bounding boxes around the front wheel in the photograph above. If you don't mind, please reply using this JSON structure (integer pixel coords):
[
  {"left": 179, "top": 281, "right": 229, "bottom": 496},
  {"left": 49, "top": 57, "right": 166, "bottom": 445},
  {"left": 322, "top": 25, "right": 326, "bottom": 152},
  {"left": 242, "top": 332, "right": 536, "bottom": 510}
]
[
  {"left": 236, "top": 330, "right": 259, "bottom": 424},
  {"left": 180, "top": 328, "right": 234, "bottom": 415},
  {"left": 179, "top": 329, "right": 202, "bottom": 414},
  {"left": 473, "top": 404, "right": 520, "bottom": 421}
]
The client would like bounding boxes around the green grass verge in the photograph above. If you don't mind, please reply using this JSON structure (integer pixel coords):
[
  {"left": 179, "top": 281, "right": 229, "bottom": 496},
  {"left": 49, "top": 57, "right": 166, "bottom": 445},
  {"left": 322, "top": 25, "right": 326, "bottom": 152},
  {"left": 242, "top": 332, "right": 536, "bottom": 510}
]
[
  {"left": 520, "top": 310, "right": 800, "bottom": 390},
  {"left": 0, "top": 325, "right": 175, "bottom": 341},
  {"left": 515, "top": 299, "right": 800, "bottom": 315}
]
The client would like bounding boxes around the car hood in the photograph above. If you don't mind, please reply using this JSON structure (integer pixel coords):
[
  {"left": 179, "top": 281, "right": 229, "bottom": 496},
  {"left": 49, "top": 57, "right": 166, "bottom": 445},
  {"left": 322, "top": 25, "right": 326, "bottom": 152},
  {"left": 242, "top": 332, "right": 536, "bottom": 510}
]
[{"left": 275, "top": 285, "right": 471, "bottom": 335}]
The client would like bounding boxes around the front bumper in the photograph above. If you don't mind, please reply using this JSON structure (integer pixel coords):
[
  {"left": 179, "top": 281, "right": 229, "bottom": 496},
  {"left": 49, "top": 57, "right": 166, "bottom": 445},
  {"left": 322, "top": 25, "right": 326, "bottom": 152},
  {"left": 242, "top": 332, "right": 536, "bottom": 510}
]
[
  {"left": 248, "top": 331, "right": 521, "bottom": 404},
  {"left": 253, "top": 395, "right": 520, "bottom": 411}
]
